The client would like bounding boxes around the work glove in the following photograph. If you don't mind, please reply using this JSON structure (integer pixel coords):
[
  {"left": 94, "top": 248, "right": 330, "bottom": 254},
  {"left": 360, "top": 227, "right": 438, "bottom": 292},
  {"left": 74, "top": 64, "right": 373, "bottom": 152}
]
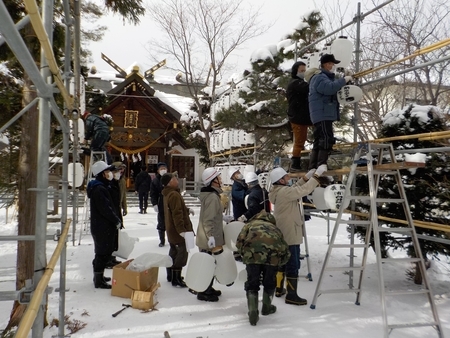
[
  {"left": 304, "top": 168, "right": 316, "bottom": 180},
  {"left": 122, "top": 210, "right": 127, "bottom": 216},
  {"left": 223, "top": 215, "right": 234, "bottom": 223},
  {"left": 116, "top": 222, "right": 122, "bottom": 230},
  {"left": 237, "top": 215, "right": 247, "bottom": 222},
  {"left": 153, "top": 205, "right": 159, "bottom": 213},
  {"left": 344, "top": 69, "right": 354, "bottom": 76},
  {"left": 207, "top": 236, "right": 216, "bottom": 249},
  {"left": 344, "top": 76, "right": 353, "bottom": 83},
  {"left": 189, "top": 208, "right": 195, "bottom": 216},
  {"left": 314, "top": 164, "right": 328, "bottom": 178}
]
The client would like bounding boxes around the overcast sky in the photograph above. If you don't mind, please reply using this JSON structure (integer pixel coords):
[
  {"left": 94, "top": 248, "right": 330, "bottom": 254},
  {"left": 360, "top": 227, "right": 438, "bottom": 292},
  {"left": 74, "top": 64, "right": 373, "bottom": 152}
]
[{"left": 85, "top": 0, "right": 376, "bottom": 78}]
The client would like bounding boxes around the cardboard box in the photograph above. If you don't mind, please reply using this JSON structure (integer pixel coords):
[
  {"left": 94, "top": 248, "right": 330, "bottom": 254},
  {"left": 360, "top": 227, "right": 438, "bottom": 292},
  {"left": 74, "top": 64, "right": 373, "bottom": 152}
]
[
  {"left": 111, "top": 259, "right": 159, "bottom": 298},
  {"left": 131, "top": 282, "right": 160, "bottom": 311}
]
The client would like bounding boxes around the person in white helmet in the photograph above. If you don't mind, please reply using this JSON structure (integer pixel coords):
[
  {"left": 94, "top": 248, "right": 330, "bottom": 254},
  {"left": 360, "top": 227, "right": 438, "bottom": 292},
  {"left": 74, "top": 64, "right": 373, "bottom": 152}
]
[
  {"left": 229, "top": 168, "right": 248, "bottom": 220},
  {"left": 195, "top": 167, "right": 225, "bottom": 302},
  {"left": 238, "top": 172, "right": 270, "bottom": 222},
  {"left": 87, "top": 161, "right": 122, "bottom": 289},
  {"left": 268, "top": 164, "right": 327, "bottom": 305}
]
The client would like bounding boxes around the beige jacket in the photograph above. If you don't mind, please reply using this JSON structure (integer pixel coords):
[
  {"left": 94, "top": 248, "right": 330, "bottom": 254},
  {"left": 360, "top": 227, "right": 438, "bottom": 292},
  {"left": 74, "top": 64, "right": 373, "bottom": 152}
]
[
  {"left": 268, "top": 178, "right": 318, "bottom": 246},
  {"left": 196, "top": 186, "right": 225, "bottom": 251}
]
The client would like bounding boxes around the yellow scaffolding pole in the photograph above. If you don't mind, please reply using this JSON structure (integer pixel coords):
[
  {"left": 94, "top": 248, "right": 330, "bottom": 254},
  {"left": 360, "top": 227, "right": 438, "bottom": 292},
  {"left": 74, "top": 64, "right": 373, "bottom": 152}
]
[
  {"left": 15, "top": 219, "right": 72, "bottom": 338},
  {"left": 23, "top": 0, "right": 74, "bottom": 109},
  {"left": 354, "top": 38, "right": 450, "bottom": 78}
]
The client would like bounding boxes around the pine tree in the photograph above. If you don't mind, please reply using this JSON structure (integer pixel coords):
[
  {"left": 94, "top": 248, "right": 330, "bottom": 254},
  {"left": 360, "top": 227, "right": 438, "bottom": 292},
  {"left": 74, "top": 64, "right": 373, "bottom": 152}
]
[
  {"left": 354, "top": 104, "right": 450, "bottom": 282},
  {"left": 214, "top": 10, "right": 326, "bottom": 166}
]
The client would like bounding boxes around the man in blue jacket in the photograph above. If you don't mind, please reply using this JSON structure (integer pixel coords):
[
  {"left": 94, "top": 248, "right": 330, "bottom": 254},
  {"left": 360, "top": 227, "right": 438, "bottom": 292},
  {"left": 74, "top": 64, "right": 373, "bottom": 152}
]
[{"left": 306, "top": 54, "right": 352, "bottom": 170}]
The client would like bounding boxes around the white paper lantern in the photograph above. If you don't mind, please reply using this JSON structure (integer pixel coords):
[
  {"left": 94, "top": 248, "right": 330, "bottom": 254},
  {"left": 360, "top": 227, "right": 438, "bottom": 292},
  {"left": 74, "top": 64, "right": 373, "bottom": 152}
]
[
  {"left": 311, "top": 187, "right": 328, "bottom": 210},
  {"left": 324, "top": 184, "right": 349, "bottom": 210},
  {"left": 337, "top": 85, "right": 363, "bottom": 104},
  {"left": 307, "top": 53, "right": 320, "bottom": 70},
  {"left": 222, "top": 130, "right": 231, "bottom": 150},
  {"left": 330, "top": 36, "right": 353, "bottom": 69}
]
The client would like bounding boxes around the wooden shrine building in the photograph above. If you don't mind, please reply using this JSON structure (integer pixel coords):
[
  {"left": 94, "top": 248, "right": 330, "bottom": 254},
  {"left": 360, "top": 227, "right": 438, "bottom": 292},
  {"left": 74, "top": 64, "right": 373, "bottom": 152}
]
[{"left": 87, "top": 65, "right": 195, "bottom": 186}]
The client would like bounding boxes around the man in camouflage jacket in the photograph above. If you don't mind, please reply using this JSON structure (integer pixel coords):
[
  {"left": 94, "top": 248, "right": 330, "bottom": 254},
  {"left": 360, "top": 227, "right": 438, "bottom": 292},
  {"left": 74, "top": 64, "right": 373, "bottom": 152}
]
[{"left": 236, "top": 210, "right": 290, "bottom": 326}]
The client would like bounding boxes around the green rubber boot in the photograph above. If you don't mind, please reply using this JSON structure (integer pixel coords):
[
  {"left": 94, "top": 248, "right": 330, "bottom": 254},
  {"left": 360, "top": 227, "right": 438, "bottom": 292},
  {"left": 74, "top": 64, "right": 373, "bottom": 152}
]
[
  {"left": 261, "top": 289, "right": 277, "bottom": 315},
  {"left": 246, "top": 291, "right": 259, "bottom": 326}
]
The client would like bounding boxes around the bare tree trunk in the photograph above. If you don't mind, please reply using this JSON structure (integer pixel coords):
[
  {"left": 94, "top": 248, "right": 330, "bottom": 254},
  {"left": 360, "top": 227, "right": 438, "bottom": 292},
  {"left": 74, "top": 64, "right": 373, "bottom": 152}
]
[{"left": 3, "top": 75, "right": 41, "bottom": 334}]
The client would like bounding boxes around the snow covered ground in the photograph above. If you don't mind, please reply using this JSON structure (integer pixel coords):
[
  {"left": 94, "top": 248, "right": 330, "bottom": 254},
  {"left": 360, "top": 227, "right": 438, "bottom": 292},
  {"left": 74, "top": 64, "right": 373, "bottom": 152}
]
[{"left": 1, "top": 205, "right": 449, "bottom": 338}]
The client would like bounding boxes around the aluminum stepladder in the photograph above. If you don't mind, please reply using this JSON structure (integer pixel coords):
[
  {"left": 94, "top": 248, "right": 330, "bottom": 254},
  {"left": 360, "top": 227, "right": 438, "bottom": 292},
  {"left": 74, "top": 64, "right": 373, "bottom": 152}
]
[
  {"left": 309, "top": 143, "right": 443, "bottom": 338},
  {"left": 78, "top": 150, "right": 107, "bottom": 245},
  {"left": 298, "top": 200, "right": 312, "bottom": 281}
]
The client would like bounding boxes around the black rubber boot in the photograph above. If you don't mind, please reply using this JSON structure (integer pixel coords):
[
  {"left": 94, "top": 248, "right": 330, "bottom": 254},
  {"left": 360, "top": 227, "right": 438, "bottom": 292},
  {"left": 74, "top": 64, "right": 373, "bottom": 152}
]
[
  {"left": 275, "top": 271, "right": 286, "bottom": 297},
  {"left": 171, "top": 269, "right": 187, "bottom": 288},
  {"left": 246, "top": 291, "right": 259, "bottom": 326},
  {"left": 197, "top": 280, "right": 219, "bottom": 302},
  {"left": 166, "top": 268, "right": 172, "bottom": 282},
  {"left": 290, "top": 157, "right": 302, "bottom": 173},
  {"left": 261, "top": 289, "right": 277, "bottom": 315},
  {"left": 285, "top": 276, "right": 307, "bottom": 305},
  {"left": 308, "top": 149, "right": 319, "bottom": 170},
  {"left": 93, "top": 271, "right": 112, "bottom": 289},
  {"left": 92, "top": 275, "right": 111, "bottom": 282}
]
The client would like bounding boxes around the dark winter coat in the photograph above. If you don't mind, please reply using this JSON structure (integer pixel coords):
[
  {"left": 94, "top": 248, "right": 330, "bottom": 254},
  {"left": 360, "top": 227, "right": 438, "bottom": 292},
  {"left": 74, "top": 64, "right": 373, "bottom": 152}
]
[
  {"left": 109, "top": 179, "right": 123, "bottom": 224},
  {"left": 134, "top": 170, "right": 151, "bottom": 193},
  {"left": 243, "top": 184, "right": 271, "bottom": 221},
  {"left": 236, "top": 211, "right": 290, "bottom": 267},
  {"left": 286, "top": 76, "right": 312, "bottom": 126},
  {"left": 84, "top": 114, "right": 110, "bottom": 144},
  {"left": 150, "top": 174, "right": 165, "bottom": 230},
  {"left": 87, "top": 177, "right": 122, "bottom": 255},
  {"left": 150, "top": 174, "right": 163, "bottom": 206},
  {"left": 162, "top": 186, "right": 193, "bottom": 245},
  {"left": 231, "top": 180, "right": 247, "bottom": 220},
  {"left": 118, "top": 176, "right": 127, "bottom": 214},
  {"left": 308, "top": 68, "right": 346, "bottom": 124}
]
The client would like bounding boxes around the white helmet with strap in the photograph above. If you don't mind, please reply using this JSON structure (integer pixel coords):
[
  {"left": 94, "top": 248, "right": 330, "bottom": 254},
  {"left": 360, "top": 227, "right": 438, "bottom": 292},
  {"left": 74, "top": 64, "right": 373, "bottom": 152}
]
[
  {"left": 269, "top": 167, "right": 288, "bottom": 184},
  {"left": 202, "top": 167, "right": 221, "bottom": 185}
]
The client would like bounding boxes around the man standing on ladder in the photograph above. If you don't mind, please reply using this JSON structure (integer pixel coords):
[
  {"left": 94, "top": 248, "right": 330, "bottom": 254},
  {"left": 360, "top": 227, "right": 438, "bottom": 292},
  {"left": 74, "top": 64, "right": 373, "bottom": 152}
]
[
  {"left": 82, "top": 111, "right": 112, "bottom": 164},
  {"left": 268, "top": 165, "right": 326, "bottom": 305},
  {"left": 286, "top": 61, "right": 312, "bottom": 172},
  {"left": 305, "top": 54, "right": 352, "bottom": 171}
]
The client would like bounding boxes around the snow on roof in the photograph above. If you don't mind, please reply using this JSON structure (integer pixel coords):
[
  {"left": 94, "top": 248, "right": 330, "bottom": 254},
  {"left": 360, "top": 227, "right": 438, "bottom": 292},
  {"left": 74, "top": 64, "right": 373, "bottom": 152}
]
[{"left": 153, "top": 89, "right": 193, "bottom": 117}]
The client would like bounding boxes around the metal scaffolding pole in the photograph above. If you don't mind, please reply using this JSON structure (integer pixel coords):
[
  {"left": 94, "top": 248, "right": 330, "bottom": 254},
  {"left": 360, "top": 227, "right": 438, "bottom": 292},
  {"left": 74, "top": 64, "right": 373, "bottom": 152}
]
[
  {"left": 0, "top": 2, "right": 51, "bottom": 98},
  {"left": 31, "top": 0, "right": 54, "bottom": 336}
]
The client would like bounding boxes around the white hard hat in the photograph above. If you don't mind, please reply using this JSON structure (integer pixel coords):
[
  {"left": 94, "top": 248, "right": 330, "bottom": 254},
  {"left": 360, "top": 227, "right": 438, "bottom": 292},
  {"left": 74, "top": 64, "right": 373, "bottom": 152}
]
[
  {"left": 269, "top": 167, "right": 288, "bottom": 184},
  {"left": 202, "top": 167, "right": 221, "bottom": 185},
  {"left": 244, "top": 172, "right": 258, "bottom": 184},
  {"left": 229, "top": 168, "right": 240, "bottom": 179},
  {"left": 91, "top": 160, "right": 114, "bottom": 176}
]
